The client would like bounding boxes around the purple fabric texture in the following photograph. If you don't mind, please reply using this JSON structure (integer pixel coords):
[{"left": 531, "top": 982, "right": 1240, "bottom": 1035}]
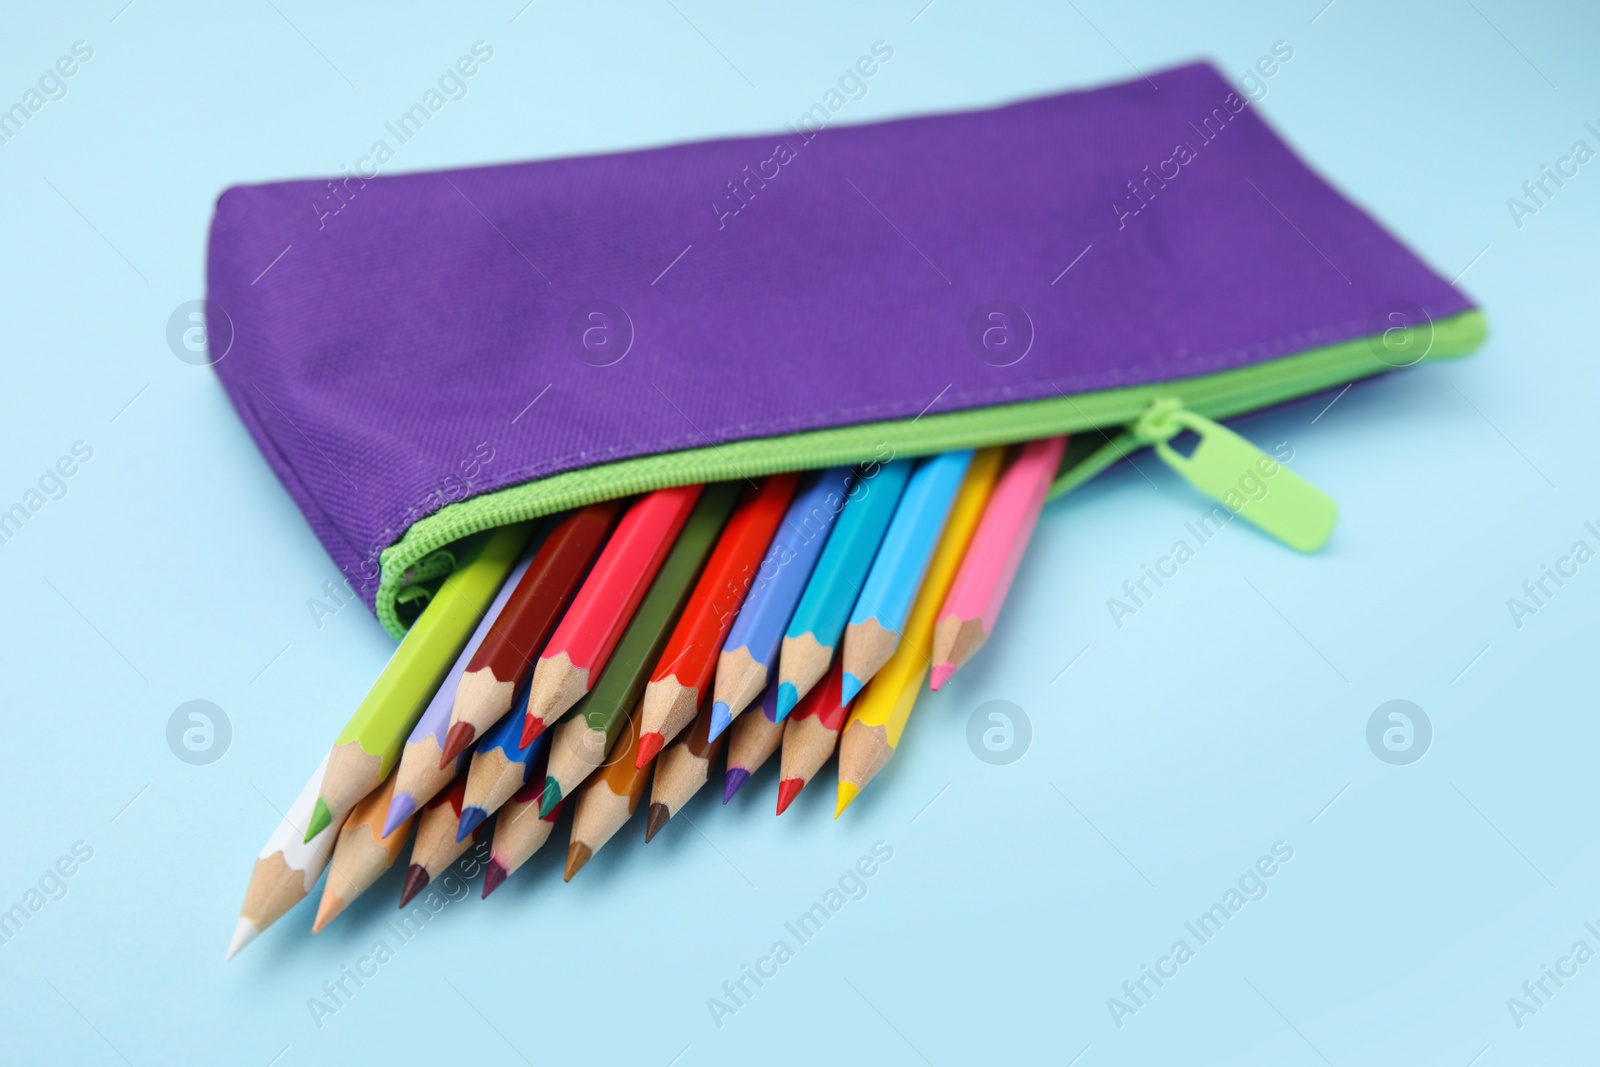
[{"left": 206, "top": 62, "right": 1474, "bottom": 610}]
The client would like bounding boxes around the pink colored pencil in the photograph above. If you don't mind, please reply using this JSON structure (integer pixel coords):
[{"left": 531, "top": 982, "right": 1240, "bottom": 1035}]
[
  {"left": 521, "top": 486, "right": 704, "bottom": 744},
  {"left": 929, "top": 436, "right": 1066, "bottom": 689}
]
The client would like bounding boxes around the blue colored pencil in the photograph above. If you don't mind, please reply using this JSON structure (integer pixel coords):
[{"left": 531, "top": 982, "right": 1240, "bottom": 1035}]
[
  {"left": 775, "top": 459, "right": 913, "bottom": 720},
  {"left": 456, "top": 679, "right": 547, "bottom": 841},
  {"left": 839, "top": 451, "right": 974, "bottom": 703},
  {"left": 708, "top": 468, "right": 852, "bottom": 740}
]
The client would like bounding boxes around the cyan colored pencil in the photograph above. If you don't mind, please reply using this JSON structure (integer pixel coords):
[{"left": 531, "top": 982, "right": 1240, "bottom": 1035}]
[
  {"left": 839, "top": 451, "right": 974, "bottom": 703},
  {"left": 775, "top": 459, "right": 911, "bottom": 721},
  {"left": 708, "top": 469, "right": 853, "bottom": 740}
]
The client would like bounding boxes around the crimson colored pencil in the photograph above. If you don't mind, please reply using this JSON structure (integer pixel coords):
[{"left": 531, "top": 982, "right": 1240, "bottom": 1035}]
[
  {"left": 637, "top": 474, "right": 797, "bottom": 766},
  {"left": 522, "top": 486, "right": 703, "bottom": 744},
  {"left": 440, "top": 503, "right": 619, "bottom": 765}
]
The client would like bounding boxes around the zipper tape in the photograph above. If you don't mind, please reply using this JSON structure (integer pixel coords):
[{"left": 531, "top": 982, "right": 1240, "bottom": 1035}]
[{"left": 375, "top": 310, "right": 1486, "bottom": 637}]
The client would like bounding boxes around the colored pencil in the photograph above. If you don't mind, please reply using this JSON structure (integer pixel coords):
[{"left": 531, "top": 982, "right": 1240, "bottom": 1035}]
[
  {"left": 721, "top": 681, "right": 782, "bottom": 803},
  {"left": 640, "top": 474, "right": 797, "bottom": 759},
  {"left": 644, "top": 696, "right": 726, "bottom": 841},
  {"left": 931, "top": 436, "right": 1066, "bottom": 689},
  {"left": 564, "top": 699, "right": 651, "bottom": 880},
  {"left": 457, "top": 679, "right": 549, "bottom": 841},
  {"left": 440, "top": 503, "right": 619, "bottom": 764},
  {"left": 776, "top": 460, "right": 912, "bottom": 720},
  {"left": 399, "top": 772, "right": 481, "bottom": 907},
  {"left": 837, "top": 448, "right": 1004, "bottom": 815},
  {"left": 710, "top": 468, "right": 852, "bottom": 738},
  {"left": 543, "top": 484, "right": 739, "bottom": 808},
  {"left": 383, "top": 540, "right": 541, "bottom": 836},
  {"left": 522, "top": 487, "right": 703, "bottom": 744},
  {"left": 775, "top": 661, "right": 851, "bottom": 815},
  {"left": 228, "top": 756, "right": 336, "bottom": 960},
  {"left": 304, "top": 524, "right": 536, "bottom": 842},
  {"left": 481, "top": 746, "right": 562, "bottom": 898},
  {"left": 314, "top": 771, "right": 414, "bottom": 932},
  {"left": 839, "top": 451, "right": 974, "bottom": 704}
]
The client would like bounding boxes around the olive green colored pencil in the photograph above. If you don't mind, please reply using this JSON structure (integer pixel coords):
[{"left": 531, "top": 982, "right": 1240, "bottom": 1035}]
[{"left": 541, "top": 484, "right": 740, "bottom": 816}]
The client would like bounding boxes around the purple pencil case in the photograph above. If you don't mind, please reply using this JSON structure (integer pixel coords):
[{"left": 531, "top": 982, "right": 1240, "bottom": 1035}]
[{"left": 205, "top": 61, "right": 1484, "bottom": 638}]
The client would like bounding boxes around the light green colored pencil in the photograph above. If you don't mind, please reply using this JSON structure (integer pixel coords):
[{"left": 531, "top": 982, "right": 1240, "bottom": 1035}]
[{"left": 303, "top": 524, "right": 536, "bottom": 841}]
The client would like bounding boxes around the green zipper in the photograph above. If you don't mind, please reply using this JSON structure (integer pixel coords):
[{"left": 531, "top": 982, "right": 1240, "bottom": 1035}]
[{"left": 375, "top": 310, "right": 1486, "bottom": 637}]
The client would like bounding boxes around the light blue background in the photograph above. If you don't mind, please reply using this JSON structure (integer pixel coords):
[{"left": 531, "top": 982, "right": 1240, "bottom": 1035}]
[{"left": 2, "top": 1, "right": 1595, "bottom": 1064}]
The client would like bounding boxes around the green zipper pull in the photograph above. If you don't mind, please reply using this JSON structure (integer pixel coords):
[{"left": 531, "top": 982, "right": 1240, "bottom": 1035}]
[{"left": 1133, "top": 398, "right": 1338, "bottom": 552}]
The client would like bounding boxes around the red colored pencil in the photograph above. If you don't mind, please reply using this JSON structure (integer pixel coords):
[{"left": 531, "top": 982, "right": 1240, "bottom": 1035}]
[
  {"left": 439, "top": 503, "right": 619, "bottom": 765},
  {"left": 521, "top": 486, "right": 703, "bottom": 745},
  {"left": 776, "top": 660, "right": 851, "bottom": 815},
  {"left": 636, "top": 475, "right": 798, "bottom": 766}
]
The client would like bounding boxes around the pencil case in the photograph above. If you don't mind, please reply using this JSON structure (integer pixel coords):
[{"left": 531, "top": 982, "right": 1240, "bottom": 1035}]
[{"left": 205, "top": 60, "right": 1484, "bottom": 639}]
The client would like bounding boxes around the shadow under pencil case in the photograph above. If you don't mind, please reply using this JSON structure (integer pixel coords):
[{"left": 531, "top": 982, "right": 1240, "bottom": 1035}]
[{"left": 206, "top": 60, "right": 1484, "bottom": 639}]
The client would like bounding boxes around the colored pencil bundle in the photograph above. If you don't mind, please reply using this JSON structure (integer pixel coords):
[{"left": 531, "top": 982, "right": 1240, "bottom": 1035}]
[{"left": 230, "top": 439, "right": 1064, "bottom": 956}]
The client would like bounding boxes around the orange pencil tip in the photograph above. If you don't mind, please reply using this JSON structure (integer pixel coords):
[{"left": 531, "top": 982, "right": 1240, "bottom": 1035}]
[{"left": 563, "top": 841, "right": 592, "bottom": 882}]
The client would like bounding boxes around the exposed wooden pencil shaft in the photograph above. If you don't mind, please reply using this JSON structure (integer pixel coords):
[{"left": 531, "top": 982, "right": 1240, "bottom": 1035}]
[
  {"left": 319, "top": 739, "right": 384, "bottom": 829},
  {"left": 463, "top": 747, "right": 531, "bottom": 818},
  {"left": 240, "top": 852, "right": 314, "bottom": 931},
  {"left": 450, "top": 668, "right": 517, "bottom": 736},
  {"left": 780, "top": 712, "right": 842, "bottom": 788},
  {"left": 640, "top": 675, "right": 699, "bottom": 749},
  {"left": 841, "top": 616, "right": 899, "bottom": 692},
  {"left": 489, "top": 795, "right": 559, "bottom": 878},
  {"left": 712, "top": 645, "right": 767, "bottom": 720},
  {"left": 525, "top": 651, "right": 591, "bottom": 732},
  {"left": 837, "top": 719, "right": 894, "bottom": 792},
  {"left": 778, "top": 632, "right": 833, "bottom": 704},
  {"left": 544, "top": 720, "right": 607, "bottom": 801},
  {"left": 411, "top": 796, "right": 475, "bottom": 877},
  {"left": 392, "top": 735, "right": 452, "bottom": 808},
  {"left": 725, "top": 709, "right": 784, "bottom": 776},
  {"left": 931, "top": 615, "right": 989, "bottom": 676},
  {"left": 566, "top": 783, "right": 636, "bottom": 876}
]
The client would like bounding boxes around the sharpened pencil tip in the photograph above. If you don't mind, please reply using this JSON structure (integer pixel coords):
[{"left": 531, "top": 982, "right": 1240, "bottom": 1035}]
[
  {"left": 381, "top": 793, "right": 417, "bottom": 838},
  {"left": 644, "top": 802, "right": 671, "bottom": 843},
  {"left": 519, "top": 716, "right": 546, "bottom": 749},
  {"left": 834, "top": 781, "right": 860, "bottom": 819},
  {"left": 440, "top": 722, "right": 476, "bottom": 767},
  {"left": 839, "top": 672, "right": 864, "bottom": 706},
  {"left": 303, "top": 797, "right": 332, "bottom": 842},
  {"left": 481, "top": 860, "right": 508, "bottom": 899},
  {"left": 312, "top": 893, "right": 345, "bottom": 934},
  {"left": 707, "top": 702, "right": 733, "bottom": 742},
  {"left": 563, "top": 841, "right": 592, "bottom": 881},
  {"left": 456, "top": 806, "right": 488, "bottom": 842},
  {"left": 775, "top": 683, "right": 799, "bottom": 721},
  {"left": 722, "top": 767, "right": 750, "bottom": 803},
  {"left": 929, "top": 662, "right": 956, "bottom": 691},
  {"left": 776, "top": 777, "right": 804, "bottom": 815},
  {"left": 225, "top": 918, "right": 259, "bottom": 961},
  {"left": 538, "top": 776, "right": 562, "bottom": 818},
  {"left": 398, "top": 864, "right": 430, "bottom": 908},
  {"left": 634, "top": 732, "right": 665, "bottom": 768}
]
